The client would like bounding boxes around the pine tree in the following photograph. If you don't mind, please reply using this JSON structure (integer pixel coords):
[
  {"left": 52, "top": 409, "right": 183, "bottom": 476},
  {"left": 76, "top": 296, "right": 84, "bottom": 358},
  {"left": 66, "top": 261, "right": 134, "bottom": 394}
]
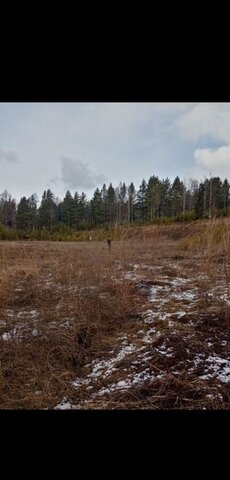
[
  {"left": 62, "top": 190, "right": 75, "bottom": 228},
  {"left": 70, "top": 191, "right": 80, "bottom": 229},
  {"left": 0, "top": 190, "right": 16, "bottom": 228},
  {"left": 210, "top": 177, "right": 222, "bottom": 216},
  {"left": 106, "top": 183, "right": 116, "bottom": 224},
  {"left": 116, "top": 182, "right": 127, "bottom": 224},
  {"left": 136, "top": 179, "right": 148, "bottom": 222},
  {"left": 222, "top": 179, "right": 230, "bottom": 212},
  {"left": 78, "top": 192, "right": 88, "bottom": 229},
  {"left": 101, "top": 184, "right": 108, "bottom": 224},
  {"left": 16, "top": 197, "right": 30, "bottom": 229},
  {"left": 170, "top": 176, "right": 184, "bottom": 217},
  {"left": 187, "top": 179, "right": 199, "bottom": 212},
  {"left": 91, "top": 188, "right": 104, "bottom": 226},
  {"left": 127, "top": 182, "right": 136, "bottom": 223},
  {"left": 159, "top": 178, "right": 171, "bottom": 217},
  {"left": 195, "top": 181, "right": 209, "bottom": 219},
  {"left": 146, "top": 176, "right": 162, "bottom": 222},
  {"left": 38, "top": 189, "right": 57, "bottom": 228}
]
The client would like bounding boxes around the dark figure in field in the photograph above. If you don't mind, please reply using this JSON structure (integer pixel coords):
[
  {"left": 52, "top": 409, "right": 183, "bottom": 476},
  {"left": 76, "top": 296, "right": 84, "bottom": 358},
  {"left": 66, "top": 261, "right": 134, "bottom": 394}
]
[{"left": 107, "top": 238, "right": 112, "bottom": 250}]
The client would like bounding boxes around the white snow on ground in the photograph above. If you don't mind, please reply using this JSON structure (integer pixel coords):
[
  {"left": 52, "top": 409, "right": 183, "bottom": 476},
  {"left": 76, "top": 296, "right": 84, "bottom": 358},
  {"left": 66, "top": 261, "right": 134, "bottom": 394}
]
[
  {"left": 68, "top": 304, "right": 179, "bottom": 407},
  {"left": 190, "top": 354, "right": 230, "bottom": 383},
  {"left": 170, "top": 277, "right": 190, "bottom": 286},
  {"left": 1, "top": 307, "right": 71, "bottom": 341},
  {"left": 48, "top": 319, "right": 70, "bottom": 329},
  {"left": 142, "top": 327, "right": 159, "bottom": 344},
  {"left": 199, "top": 356, "right": 230, "bottom": 383},
  {"left": 171, "top": 290, "right": 198, "bottom": 301},
  {"left": 176, "top": 311, "right": 187, "bottom": 318},
  {"left": 4, "top": 309, "right": 40, "bottom": 319},
  {"left": 73, "top": 342, "right": 138, "bottom": 388},
  {"left": 206, "top": 393, "right": 223, "bottom": 401},
  {"left": 57, "top": 362, "right": 165, "bottom": 409},
  {"left": 132, "top": 351, "right": 153, "bottom": 364},
  {"left": 145, "top": 280, "right": 199, "bottom": 307},
  {"left": 142, "top": 310, "right": 158, "bottom": 323},
  {"left": 155, "top": 345, "right": 174, "bottom": 357},
  {"left": 2, "top": 329, "right": 18, "bottom": 341},
  {"left": 2, "top": 323, "right": 39, "bottom": 341},
  {"left": 54, "top": 397, "right": 80, "bottom": 410},
  {"left": 125, "top": 271, "right": 145, "bottom": 281},
  {"left": 143, "top": 310, "right": 172, "bottom": 323},
  {"left": 197, "top": 275, "right": 209, "bottom": 280},
  {"left": 192, "top": 354, "right": 206, "bottom": 366},
  {"left": 90, "top": 366, "right": 165, "bottom": 399},
  {"left": 124, "top": 262, "right": 230, "bottom": 315},
  {"left": 17, "top": 310, "right": 39, "bottom": 318},
  {"left": 1, "top": 309, "right": 41, "bottom": 341},
  {"left": 150, "top": 285, "right": 165, "bottom": 295},
  {"left": 5, "top": 309, "right": 14, "bottom": 317},
  {"left": 94, "top": 368, "right": 161, "bottom": 397},
  {"left": 133, "top": 263, "right": 228, "bottom": 328},
  {"left": 69, "top": 321, "right": 168, "bottom": 405}
]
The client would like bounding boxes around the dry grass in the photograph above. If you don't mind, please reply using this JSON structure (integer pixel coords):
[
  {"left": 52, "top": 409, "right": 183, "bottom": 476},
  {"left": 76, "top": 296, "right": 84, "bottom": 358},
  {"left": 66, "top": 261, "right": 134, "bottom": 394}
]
[
  {"left": 0, "top": 220, "right": 230, "bottom": 410},
  {"left": 0, "top": 240, "right": 144, "bottom": 408}
]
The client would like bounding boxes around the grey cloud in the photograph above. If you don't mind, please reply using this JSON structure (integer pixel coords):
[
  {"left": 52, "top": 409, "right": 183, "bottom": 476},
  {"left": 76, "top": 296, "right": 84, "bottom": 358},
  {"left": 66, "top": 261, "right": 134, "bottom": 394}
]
[
  {"left": 60, "top": 157, "right": 106, "bottom": 190},
  {"left": 0, "top": 149, "right": 20, "bottom": 163}
]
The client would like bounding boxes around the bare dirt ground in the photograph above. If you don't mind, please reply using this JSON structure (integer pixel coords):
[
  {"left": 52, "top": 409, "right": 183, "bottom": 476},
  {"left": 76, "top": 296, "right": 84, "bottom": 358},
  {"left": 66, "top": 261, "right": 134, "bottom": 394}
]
[{"left": 0, "top": 225, "right": 230, "bottom": 409}]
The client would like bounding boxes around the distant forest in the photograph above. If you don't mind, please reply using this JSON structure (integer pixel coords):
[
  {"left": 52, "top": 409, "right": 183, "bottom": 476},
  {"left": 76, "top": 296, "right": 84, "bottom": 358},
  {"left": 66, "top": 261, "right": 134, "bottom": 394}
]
[{"left": 0, "top": 175, "right": 230, "bottom": 232}]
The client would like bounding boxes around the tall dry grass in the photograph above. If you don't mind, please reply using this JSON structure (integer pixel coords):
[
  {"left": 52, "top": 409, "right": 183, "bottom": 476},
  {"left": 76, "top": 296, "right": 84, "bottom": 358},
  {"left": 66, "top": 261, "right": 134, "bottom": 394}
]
[
  {"left": 180, "top": 217, "right": 230, "bottom": 318},
  {"left": 0, "top": 240, "right": 149, "bottom": 409}
]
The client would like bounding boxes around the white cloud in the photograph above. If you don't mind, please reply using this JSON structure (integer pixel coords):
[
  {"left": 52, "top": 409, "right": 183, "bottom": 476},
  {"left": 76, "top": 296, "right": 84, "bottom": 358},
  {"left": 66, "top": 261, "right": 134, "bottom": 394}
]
[
  {"left": 175, "top": 104, "right": 230, "bottom": 181},
  {"left": 175, "top": 103, "right": 230, "bottom": 143},
  {"left": 194, "top": 145, "right": 230, "bottom": 168},
  {"left": 188, "top": 145, "right": 230, "bottom": 180}
]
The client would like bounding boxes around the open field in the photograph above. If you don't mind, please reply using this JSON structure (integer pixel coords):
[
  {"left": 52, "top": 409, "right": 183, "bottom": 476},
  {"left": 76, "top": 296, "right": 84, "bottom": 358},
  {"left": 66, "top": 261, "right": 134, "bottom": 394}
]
[{"left": 1, "top": 220, "right": 230, "bottom": 409}]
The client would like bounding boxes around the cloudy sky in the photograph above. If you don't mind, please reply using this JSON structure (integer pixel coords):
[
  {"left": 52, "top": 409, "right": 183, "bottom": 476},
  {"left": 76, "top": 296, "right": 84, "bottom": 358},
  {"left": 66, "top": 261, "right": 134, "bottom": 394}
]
[{"left": 0, "top": 102, "right": 230, "bottom": 202}]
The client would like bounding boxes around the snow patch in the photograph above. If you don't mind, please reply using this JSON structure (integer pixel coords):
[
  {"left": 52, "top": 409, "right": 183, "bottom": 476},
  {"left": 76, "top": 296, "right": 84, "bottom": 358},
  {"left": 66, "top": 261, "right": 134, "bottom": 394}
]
[
  {"left": 200, "top": 355, "right": 230, "bottom": 383},
  {"left": 55, "top": 398, "right": 79, "bottom": 410}
]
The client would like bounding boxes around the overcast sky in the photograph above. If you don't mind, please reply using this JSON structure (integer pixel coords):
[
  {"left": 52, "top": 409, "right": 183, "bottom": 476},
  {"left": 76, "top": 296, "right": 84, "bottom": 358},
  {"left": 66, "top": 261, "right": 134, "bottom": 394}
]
[{"left": 1, "top": 102, "right": 230, "bottom": 202}]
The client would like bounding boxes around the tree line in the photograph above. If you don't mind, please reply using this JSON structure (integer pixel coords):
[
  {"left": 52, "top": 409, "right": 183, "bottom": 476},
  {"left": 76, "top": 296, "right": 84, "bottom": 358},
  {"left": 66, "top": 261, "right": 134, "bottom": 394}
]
[{"left": 0, "top": 175, "right": 230, "bottom": 231}]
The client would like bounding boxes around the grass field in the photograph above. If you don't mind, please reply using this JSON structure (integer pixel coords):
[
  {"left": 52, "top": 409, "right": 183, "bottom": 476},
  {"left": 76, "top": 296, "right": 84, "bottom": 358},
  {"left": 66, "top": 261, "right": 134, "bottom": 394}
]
[{"left": 0, "top": 219, "right": 230, "bottom": 409}]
